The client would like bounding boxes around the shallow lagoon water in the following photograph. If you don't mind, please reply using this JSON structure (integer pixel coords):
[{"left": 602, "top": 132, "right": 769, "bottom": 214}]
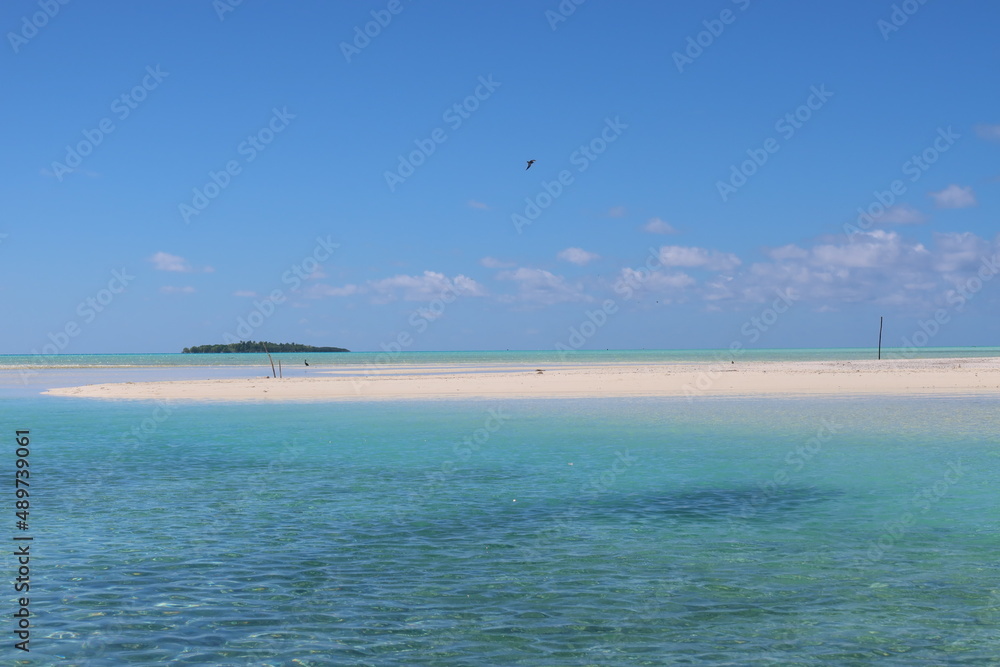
[
  {"left": 3, "top": 346, "right": 1000, "bottom": 370},
  {"left": 4, "top": 394, "right": 999, "bottom": 664}
]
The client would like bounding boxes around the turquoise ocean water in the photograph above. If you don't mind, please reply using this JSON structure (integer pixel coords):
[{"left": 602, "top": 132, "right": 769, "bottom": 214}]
[
  {"left": 2, "top": 350, "right": 999, "bottom": 664},
  {"left": 3, "top": 347, "right": 1000, "bottom": 369}
]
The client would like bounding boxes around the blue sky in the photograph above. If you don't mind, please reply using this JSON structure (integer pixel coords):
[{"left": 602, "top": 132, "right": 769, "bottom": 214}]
[{"left": 2, "top": 0, "right": 998, "bottom": 353}]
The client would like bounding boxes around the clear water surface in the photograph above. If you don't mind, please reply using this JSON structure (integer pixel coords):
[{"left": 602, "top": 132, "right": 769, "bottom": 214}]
[{"left": 3, "top": 390, "right": 998, "bottom": 665}]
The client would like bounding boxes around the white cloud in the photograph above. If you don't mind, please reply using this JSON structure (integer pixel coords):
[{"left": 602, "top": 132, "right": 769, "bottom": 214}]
[
  {"left": 300, "top": 230, "right": 1000, "bottom": 317},
  {"left": 811, "top": 230, "right": 915, "bottom": 269},
  {"left": 658, "top": 245, "right": 741, "bottom": 271},
  {"left": 497, "top": 267, "right": 589, "bottom": 305},
  {"left": 606, "top": 229, "right": 1000, "bottom": 312},
  {"left": 975, "top": 124, "right": 1000, "bottom": 141},
  {"left": 149, "top": 252, "right": 192, "bottom": 272},
  {"left": 369, "top": 271, "right": 486, "bottom": 302},
  {"left": 307, "top": 284, "right": 359, "bottom": 298},
  {"left": 588, "top": 229, "right": 1000, "bottom": 313},
  {"left": 160, "top": 286, "right": 195, "bottom": 294},
  {"left": 643, "top": 218, "right": 677, "bottom": 235},
  {"left": 148, "top": 252, "right": 213, "bottom": 273},
  {"left": 480, "top": 256, "right": 516, "bottom": 269},
  {"left": 618, "top": 267, "right": 695, "bottom": 300},
  {"left": 767, "top": 244, "right": 809, "bottom": 261},
  {"left": 931, "top": 232, "right": 992, "bottom": 273},
  {"left": 306, "top": 271, "right": 486, "bottom": 302},
  {"left": 557, "top": 247, "right": 600, "bottom": 265},
  {"left": 729, "top": 230, "right": 1000, "bottom": 310},
  {"left": 929, "top": 184, "right": 977, "bottom": 209},
  {"left": 873, "top": 204, "right": 926, "bottom": 225}
]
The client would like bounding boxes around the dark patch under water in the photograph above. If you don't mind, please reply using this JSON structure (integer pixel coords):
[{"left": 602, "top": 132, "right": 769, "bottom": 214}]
[
  {"left": 378, "top": 484, "right": 844, "bottom": 551},
  {"left": 604, "top": 484, "right": 843, "bottom": 522}
]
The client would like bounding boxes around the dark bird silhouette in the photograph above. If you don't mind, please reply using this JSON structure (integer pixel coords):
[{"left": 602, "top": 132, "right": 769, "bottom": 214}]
[
  {"left": 304, "top": 360, "right": 309, "bottom": 366},
  {"left": 525, "top": 160, "right": 536, "bottom": 170}
]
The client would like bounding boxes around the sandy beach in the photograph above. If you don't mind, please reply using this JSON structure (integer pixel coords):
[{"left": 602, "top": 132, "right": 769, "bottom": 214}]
[{"left": 42, "top": 357, "right": 1000, "bottom": 401}]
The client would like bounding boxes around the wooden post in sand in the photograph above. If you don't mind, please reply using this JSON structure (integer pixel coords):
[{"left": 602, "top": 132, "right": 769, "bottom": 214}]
[
  {"left": 278, "top": 359, "right": 282, "bottom": 378},
  {"left": 878, "top": 316, "right": 883, "bottom": 360},
  {"left": 263, "top": 342, "right": 277, "bottom": 378}
]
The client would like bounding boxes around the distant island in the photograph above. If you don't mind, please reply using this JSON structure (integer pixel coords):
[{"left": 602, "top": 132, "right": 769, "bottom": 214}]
[{"left": 182, "top": 341, "right": 349, "bottom": 353}]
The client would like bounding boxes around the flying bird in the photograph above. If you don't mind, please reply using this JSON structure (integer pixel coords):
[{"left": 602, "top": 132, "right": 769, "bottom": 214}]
[{"left": 525, "top": 160, "right": 536, "bottom": 170}]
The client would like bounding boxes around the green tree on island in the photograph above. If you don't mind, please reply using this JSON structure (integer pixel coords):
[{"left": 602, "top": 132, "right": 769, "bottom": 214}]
[{"left": 182, "top": 341, "right": 349, "bottom": 353}]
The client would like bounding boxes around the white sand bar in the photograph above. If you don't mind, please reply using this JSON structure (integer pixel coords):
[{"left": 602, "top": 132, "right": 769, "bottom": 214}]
[{"left": 43, "top": 358, "right": 1000, "bottom": 401}]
